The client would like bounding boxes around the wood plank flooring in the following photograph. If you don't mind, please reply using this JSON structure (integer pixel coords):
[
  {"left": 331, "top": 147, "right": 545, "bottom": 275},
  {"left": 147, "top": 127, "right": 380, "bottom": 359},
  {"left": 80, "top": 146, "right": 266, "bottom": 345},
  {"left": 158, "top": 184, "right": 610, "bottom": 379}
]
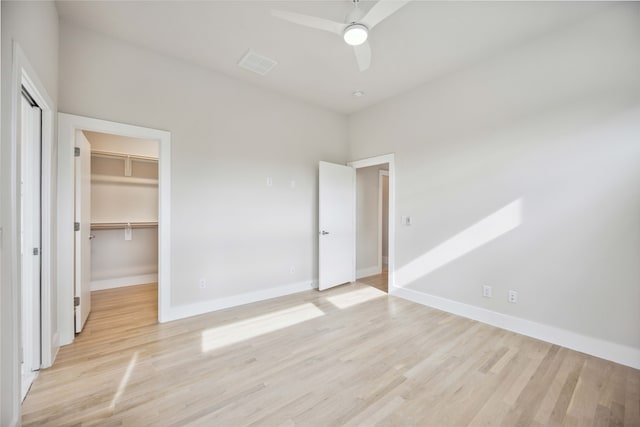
[
  {"left": 358, "top": 266, "right": 388, "bottom": 293},
  {"left": 22, "top": 282, "right": 640, "bottom": 426}
]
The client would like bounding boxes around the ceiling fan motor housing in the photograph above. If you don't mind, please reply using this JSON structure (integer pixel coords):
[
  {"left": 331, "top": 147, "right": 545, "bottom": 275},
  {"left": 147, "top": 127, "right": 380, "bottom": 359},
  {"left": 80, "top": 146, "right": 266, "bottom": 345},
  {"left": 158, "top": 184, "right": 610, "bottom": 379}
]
[{"left": 343, "top": 23, "right": 368, "bottom": 46}]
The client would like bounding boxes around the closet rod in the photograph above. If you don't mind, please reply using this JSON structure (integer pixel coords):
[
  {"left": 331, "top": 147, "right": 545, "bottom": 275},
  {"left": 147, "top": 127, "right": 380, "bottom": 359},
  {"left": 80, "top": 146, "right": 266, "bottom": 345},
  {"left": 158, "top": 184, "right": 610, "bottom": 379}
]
[
  {"left": 91, "top": 221, "right": 158, "bottom": 230},
  {"left": 91, "top": 150, "right": 158, "bottom": 163}
]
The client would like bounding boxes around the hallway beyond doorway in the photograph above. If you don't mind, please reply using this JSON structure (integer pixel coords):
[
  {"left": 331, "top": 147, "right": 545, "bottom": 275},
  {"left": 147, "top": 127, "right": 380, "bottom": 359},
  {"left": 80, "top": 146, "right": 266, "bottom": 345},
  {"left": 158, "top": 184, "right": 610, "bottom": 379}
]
[{"left": 358, "top": 264, "right": 388, "bottom": 293}]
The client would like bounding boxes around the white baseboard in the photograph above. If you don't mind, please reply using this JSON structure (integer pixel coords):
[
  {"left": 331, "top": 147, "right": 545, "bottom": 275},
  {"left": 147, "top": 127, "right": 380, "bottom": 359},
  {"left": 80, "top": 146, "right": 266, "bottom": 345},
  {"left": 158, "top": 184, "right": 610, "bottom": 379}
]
[
  {"left": 357, "top": 265, "right": 382, "bottom": 279},
  {"left": 164, "top": 280, "right": 315, "bottom": 323},
  {"left": 390, "top": 285, "right": 640, "bottom": 370},
  {"left": 91, "top": 273, "right": 158, "bottom": 291}
]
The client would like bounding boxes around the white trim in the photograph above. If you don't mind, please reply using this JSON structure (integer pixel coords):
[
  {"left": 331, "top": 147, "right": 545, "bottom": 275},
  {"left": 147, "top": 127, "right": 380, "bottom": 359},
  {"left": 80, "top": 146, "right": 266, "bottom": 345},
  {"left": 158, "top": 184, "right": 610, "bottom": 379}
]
[
  {"left": 3, "top": 42, "right": 57, "bottom": 425},
  {"left": 57, "top": 114, "right": 171, "bottom": 345},
  {"left": 390, "top": 285, "right": 640, "bottom": 370},
  {"left": 348, "top": 154, "right": 395, "bottom": 291},
  {"left": 19, "top": 66, "right": 55, "bottom": 369},
  {"left": 19, "top": 47, "right": 57, "bottom": 370},
  {"left": 164, "top": 281, "right": 315, "bottom": 323},
  {"left": 356, "top": 266, "right": 382, "bottom": 279},
  {"left": 91, "top": 274, "right": 158, "bottom": 291},
  {"left": 378, "top": 170, "right": 389, "bottom": 275}
]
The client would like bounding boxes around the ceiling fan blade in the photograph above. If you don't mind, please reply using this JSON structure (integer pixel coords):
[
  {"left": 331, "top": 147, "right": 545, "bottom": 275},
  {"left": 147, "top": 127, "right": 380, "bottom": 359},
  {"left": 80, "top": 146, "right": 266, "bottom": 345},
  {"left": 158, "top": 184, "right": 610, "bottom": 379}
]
[
  {"left": 362, "top": 0, "right": 410, "bottom": 29},
  {"left": 354, "top": 41, "right": 371, "bottom": 71},
  {"left": 271, "top": 10, "right": 344, "bottom": 35}
]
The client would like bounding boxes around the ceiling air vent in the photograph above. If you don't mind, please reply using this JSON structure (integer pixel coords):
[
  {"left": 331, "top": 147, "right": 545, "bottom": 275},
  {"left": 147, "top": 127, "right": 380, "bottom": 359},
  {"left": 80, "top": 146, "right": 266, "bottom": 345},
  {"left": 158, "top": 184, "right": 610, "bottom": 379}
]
[{"left": 237, "top": 50, "right": 278, "bottom": 76}]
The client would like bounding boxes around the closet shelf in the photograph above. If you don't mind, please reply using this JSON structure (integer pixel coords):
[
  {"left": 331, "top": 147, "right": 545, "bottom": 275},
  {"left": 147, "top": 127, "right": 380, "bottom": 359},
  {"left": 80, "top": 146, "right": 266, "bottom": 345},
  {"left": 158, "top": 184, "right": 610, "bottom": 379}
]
[
  {"left": 92, "top": 150, "right": 158, "bottom": 163},
  {"left": 91, "top": 221, "right": 158, "bottom": 230},
  {"left": 92, "top": 174, "right": 158, "bottom": 185}
]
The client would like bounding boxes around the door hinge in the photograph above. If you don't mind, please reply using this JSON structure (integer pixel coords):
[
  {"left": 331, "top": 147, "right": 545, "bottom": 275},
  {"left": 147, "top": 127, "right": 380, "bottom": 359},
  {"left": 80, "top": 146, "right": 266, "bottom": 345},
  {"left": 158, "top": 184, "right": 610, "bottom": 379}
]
[
  {"left": 74, "top": 296, "right": 80, "bottom": 307},
  {"left": 74, "top": 147, "right": 80, "bottom": 157},
  {"left": 33, "top": 247, "right": 40, "bottom": 256},
  {"left": 74, "top": 222, "right": 80, "bottom": 231}
]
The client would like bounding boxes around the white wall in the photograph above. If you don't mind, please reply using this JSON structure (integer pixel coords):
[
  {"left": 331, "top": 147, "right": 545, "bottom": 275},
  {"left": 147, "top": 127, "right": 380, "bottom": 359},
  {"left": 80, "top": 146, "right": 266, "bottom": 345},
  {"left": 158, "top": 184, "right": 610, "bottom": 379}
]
[
  {"left": 91, "top": 228, "right": 158, "bottom": 290},
  {"left": 59, "top": 23, "right": 348, "bottom": 310},
  {"left": 349, "top": 4, "right": 640, "bottom": 359},
  {"left": 1, "top": 1, "right": 59, "bottom": 425}
]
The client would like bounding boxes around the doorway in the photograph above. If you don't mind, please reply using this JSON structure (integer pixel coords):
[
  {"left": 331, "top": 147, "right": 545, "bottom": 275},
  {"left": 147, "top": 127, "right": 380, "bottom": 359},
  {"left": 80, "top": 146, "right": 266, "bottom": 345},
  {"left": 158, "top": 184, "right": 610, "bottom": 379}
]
[
  {"left": 317, "top": 154, "right": 395, "bottom": 293},
  {"left": 57, "top": 114, "right": 172, "bottom": 346},
  {"left": 354, "top": 163, "right": 389, "bottom": 292},
  {"left": 349, "top": 154, "right": 395, "bottom": 293},
  {"left": 75, "top": 130, "right": 160, "bottom": 333},
  {"left": 19, "top": 88, "right": 42, "bottom": 400}
]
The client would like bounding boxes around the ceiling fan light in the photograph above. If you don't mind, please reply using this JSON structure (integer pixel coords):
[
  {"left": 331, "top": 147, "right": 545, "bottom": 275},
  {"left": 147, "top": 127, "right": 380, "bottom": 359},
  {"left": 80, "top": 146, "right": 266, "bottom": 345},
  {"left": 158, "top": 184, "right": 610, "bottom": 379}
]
[{"left": 343, "top": 23, "right": 368, "bottom": 46}]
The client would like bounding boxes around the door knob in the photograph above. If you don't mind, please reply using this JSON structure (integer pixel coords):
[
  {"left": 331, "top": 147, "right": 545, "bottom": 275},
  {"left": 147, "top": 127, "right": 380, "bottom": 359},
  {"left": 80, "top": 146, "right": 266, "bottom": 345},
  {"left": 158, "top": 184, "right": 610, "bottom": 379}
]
[
  {"left": 321, "top": 230, "right": 330, "bottom": 235},
  {"left": 89, "top": 234, "right": 96, "bottom": 240}
]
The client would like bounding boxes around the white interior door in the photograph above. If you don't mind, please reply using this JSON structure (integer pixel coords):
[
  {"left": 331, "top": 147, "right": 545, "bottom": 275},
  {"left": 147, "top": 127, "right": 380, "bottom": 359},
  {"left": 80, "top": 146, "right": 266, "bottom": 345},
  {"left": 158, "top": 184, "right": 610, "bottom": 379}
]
[
  {"left": 318, "top": 161, "right": 355, "bottom": 291},
  {"left": 20, "top": 92, "right": 42, "bottom": 399},
  {"left": 75, "top": 131, "right": 92, "bottom": 333}
]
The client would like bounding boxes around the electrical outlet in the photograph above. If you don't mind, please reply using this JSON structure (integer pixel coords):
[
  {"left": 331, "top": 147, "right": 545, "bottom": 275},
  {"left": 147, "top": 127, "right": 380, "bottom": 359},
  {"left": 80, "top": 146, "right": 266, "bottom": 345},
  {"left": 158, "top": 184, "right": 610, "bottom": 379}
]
[
  {"left": 482, "top": 285, "right": 492, "bottom": 298},
  {"left": 199, "top": 278, "right": 207, "bottom": 289},
  {"left": 266, "top": 177, "right": 273, "bottom": 187},
  {"left": 289, "top": 266, "right": 295, "bottom": 274},
  {"left": 508, "top": 290, "right": 518, "bottom": 303}
]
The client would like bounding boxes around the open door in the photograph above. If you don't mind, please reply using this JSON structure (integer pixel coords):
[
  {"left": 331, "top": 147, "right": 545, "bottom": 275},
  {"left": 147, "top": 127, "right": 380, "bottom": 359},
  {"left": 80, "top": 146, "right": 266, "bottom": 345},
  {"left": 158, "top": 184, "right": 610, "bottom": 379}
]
[
  {"left": 318, "top": 161, "right": 355, "bottom": 291},
  {"left": 74, "top": 131, "right": 92, "bottom": 333}
]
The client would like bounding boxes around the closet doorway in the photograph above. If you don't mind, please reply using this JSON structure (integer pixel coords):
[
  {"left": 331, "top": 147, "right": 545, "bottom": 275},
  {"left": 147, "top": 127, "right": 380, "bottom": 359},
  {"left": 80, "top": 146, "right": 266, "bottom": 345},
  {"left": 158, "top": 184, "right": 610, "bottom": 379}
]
[
  {"left": 57, "top": 114, "right": 171, "bottom": 346},
  {"left": 77, "top": 131, "right": 160, "bottom": 332}
]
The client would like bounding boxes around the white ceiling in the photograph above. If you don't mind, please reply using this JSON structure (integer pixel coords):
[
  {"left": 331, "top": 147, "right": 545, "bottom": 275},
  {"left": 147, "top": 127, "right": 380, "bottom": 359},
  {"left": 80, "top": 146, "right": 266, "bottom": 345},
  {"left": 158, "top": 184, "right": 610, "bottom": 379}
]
[{"left": 56, "top": 1, "right": 606, "bottom": 114}]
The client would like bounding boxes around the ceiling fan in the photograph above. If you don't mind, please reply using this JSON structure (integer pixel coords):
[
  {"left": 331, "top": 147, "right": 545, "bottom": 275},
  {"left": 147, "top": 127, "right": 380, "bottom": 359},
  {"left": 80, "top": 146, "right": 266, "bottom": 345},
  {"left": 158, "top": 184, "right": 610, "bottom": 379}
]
[{"left": 272, "top": 0, "right": 410, "bottom": 72}]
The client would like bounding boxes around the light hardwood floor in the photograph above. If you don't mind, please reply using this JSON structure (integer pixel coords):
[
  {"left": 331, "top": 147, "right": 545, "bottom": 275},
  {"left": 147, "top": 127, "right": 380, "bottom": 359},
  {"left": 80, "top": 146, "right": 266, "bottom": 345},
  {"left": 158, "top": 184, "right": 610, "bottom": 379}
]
[
  {"left": 358, "top": 265, "right": 388, "bottom": 293},
  {"left": 22, "top": 282, "right": 639, "bottom": 426}
]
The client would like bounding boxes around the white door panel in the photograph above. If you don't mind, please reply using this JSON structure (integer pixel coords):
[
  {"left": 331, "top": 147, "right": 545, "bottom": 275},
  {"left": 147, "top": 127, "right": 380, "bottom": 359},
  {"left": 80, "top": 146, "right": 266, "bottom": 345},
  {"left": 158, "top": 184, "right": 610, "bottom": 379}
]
[
  {"left": 75, "top": 131, "right": 92, "bottom": 333},
  {"left": 318, "top": 161, "right": 355, "bottom": 291},
  {"left": 20, "top": 93, "right": 42, "bottom": 399}
]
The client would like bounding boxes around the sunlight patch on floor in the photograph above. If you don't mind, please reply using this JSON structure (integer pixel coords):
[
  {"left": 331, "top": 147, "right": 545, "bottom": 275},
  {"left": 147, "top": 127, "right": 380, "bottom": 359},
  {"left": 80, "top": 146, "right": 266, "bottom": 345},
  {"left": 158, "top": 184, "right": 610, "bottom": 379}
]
[
  {"left": 325, "top": 286, "right": 387, "bottom": 309},
  {"left": 201, "top": 303, "right": 325, "bottom": 352},
  {"left": 396, "top": 199, "right": 523, "bottom": 287},
  {"left": 110, "top": 351, "right": 138, "bottom": 411}
]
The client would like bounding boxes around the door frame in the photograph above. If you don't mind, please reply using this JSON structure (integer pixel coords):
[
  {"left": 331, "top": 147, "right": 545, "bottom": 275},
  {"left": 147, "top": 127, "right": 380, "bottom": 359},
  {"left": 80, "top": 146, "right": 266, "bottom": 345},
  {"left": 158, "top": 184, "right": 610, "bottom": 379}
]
[
  {"left": 378, "top": 169, "right": 390, "bottom": 270},
  {"left": 57, "top": 114, "right": 172, "bottom": 346},
  {"left": 3, "top": 42, "right": 55, "bottom": 424},
  {"left": 348, "top": 154, "right": 395, "bottom": 289},
  {"left": 20, "top": 90, "right": 43, "bottom": 400}
]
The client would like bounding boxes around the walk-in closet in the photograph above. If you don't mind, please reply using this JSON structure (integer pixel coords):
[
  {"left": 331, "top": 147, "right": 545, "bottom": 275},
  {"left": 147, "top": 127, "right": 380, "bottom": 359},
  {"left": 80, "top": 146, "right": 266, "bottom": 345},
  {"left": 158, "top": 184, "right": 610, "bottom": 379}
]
[{"left": 84, "top": 131, "right": 159, "bottom": 292}]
